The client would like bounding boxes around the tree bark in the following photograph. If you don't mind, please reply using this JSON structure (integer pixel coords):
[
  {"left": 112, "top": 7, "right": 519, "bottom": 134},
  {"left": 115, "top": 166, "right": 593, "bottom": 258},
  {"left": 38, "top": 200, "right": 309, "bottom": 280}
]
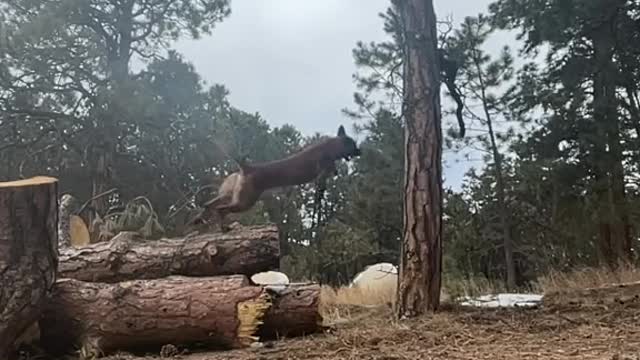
[
  {"left": 39, "top": 277, "right": 323, "bottom": 356},
  {"left": 396, "top": 0, "right": 443, "bottom": 318},
  {"left": 259, "top": 283, "right": 324, "bottom": 339},
  {"left": 58, "top": 224, "right": 280, "bottom": 283},
  {"left": 0, "top": 176, "right": 59, "bottom": 359}
]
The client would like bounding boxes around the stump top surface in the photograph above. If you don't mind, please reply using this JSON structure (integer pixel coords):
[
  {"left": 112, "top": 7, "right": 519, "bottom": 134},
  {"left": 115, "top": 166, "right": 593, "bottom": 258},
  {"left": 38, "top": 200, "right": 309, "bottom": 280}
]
[{"left": 0, "top": 176, "right": 58, "bottom": 188}]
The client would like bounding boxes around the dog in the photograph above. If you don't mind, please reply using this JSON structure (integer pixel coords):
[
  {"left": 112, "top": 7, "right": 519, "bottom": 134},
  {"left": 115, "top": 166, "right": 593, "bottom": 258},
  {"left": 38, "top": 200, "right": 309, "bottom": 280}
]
[{"left": 189, "top": 125, "right": 361, "bottom": 232}]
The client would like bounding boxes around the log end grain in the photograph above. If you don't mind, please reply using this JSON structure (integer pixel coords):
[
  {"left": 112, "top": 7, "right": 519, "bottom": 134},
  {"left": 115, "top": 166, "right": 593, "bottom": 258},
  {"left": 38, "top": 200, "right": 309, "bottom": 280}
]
[{"left": 237, "top": 291, "right": 272, "bottom": 346}]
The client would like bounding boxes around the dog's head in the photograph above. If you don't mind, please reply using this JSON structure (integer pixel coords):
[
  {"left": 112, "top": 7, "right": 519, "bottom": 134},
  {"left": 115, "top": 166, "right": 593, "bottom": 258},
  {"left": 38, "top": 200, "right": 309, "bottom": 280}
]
[{"left": 336, "top": 125, "right": 361, "bottom": 161}]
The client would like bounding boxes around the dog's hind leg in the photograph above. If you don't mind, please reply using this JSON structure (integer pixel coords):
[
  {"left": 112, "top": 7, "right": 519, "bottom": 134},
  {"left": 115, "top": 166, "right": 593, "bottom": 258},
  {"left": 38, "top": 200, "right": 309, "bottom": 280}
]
[
  {"left": 214, "top": 194, "right": 257, "bottom": 233},
  {"left": 188, "top": 194, "right": 230, "bottom": 232},
  {"left": 203, "top": 193, "right": 228, "bottom": 208}
]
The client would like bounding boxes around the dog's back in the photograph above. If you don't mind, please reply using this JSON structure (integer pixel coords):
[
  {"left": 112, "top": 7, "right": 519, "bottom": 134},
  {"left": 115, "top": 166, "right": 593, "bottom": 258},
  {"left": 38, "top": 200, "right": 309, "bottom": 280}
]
[{"left": 244, "top": 137, "right": 343, "bottom": 189}]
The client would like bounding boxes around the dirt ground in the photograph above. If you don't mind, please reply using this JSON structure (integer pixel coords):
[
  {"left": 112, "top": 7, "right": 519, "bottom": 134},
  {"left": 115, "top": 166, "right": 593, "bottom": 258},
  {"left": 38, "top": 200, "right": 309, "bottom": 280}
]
[{"left": 98, "top": 302, "right": 640, "bottom": 360}]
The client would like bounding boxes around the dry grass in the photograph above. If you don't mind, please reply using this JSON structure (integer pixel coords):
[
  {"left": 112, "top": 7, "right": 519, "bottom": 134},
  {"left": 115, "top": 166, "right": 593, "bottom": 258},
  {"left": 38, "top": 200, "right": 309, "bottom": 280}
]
[
  {"left": 319, "top": 284, "right": 396, "bottom": 326},
  {"left": 321, "top": 284, "right": 395, "bottom": 307},
  {"left": 160, "top": 302, "right": 640, "bottom": 360},
  {"left": 91, "top": 265, "right": 640, "bottom": 359},
  {"left": 319, "top": 278, "right": 464, "bottom": 310},
  {"left": 442, "top": 275, "right": 510, "bottom": 299},
  {"left": 536, "top": 262, "right": 640, "bottom": 293}
]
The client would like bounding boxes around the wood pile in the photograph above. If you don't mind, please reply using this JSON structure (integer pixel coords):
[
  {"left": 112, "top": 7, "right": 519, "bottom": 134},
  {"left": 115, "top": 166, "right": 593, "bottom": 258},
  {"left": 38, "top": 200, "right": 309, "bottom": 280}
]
[{"left": 1, "top": 177, "right": 323, "bottom": 359}]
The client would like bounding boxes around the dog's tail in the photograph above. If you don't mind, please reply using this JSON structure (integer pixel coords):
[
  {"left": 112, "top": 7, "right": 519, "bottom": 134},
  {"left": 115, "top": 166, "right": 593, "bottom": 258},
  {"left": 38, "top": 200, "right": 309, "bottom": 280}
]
[{"left": 209, "top": 137, "right": 254, "bottom": 174}]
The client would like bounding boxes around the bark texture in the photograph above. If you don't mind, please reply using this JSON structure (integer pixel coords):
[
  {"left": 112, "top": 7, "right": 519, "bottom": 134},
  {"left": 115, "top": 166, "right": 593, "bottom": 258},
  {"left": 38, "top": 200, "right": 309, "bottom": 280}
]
[
  {"left": 40, "top": 277, "right": 323, "bottom": 356},
  {"left": 396, "top": 0, "right": 443, "bottom": 317},
  {"left": 58, "top": 224, "right": 279, "bottom": 283},
  {"left": 259, "top": 283, "right": 324, "bottom": 339},
  {"left": 0, "top": 176, "right": 59, "bottom": 359}
]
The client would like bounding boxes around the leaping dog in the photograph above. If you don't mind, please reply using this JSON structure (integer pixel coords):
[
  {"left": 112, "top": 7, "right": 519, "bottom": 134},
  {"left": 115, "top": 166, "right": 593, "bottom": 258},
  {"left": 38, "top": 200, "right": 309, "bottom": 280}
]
[{"left": 189, "top": 125, "right": 361, "bottom": 232}]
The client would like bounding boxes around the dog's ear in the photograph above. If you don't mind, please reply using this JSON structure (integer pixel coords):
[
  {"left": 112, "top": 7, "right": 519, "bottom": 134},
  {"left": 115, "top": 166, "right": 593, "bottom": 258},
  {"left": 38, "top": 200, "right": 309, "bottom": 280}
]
[{"left": 337, "top": 125, "right": 346, "bottom": 137}]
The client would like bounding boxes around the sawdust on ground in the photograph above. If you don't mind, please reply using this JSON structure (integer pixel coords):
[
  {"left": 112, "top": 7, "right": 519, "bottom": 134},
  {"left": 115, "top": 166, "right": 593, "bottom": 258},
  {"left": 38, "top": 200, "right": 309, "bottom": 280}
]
[{"left": 101, "top": 302, "right": 640, "bottom": 360}]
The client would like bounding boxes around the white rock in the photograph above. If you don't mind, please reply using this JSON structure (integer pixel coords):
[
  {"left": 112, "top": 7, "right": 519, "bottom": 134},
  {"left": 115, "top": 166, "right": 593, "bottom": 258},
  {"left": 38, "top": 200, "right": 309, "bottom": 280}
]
[{"left": 251, "top": 271, "right": 290, "bottom": 292}]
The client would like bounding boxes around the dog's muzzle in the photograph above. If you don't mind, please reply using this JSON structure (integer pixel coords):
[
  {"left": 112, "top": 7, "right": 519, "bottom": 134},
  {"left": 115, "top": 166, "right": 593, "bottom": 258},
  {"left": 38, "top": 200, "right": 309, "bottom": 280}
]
[{"left": 345, "top": 148, "right": 361, "bottom": 161}]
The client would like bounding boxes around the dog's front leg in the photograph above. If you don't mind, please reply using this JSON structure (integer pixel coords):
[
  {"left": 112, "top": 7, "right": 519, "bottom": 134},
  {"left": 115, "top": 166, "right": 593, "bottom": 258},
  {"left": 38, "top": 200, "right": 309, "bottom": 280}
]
[
  {"left": 314, "top": 158, "right": 334, "bottom": 207},
  {"left": 316, "top": 156, "right": 338, "bottom": 179},
  {"left": 327, "top": 159, "right": 338, "bottom": 177}
]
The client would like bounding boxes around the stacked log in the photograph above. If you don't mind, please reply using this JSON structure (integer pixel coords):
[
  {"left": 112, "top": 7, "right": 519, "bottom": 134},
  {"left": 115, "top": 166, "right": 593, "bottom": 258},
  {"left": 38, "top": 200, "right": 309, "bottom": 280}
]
[
  {"left": 40, "top": 277, "right": 325, "bottom": 356},
  {"left": 40, "top": 276, "right": 271, "bottom": 355},
  {"left": 57, "top": 225, "right": 280, "bottom": 282},
  {"left": 47, "top": 213, "right": 321, "bottom": 356},
  {"left": 3, "top": 177, "right": 323, "bottom": 358}
]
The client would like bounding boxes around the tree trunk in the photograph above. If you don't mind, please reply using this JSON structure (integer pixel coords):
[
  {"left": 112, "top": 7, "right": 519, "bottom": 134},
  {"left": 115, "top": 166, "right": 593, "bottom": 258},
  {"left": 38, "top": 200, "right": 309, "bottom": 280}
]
[
  {"left": 58, "top": 225, "right": 280, "bottom": 283},
  {"left": 39, "top": 277, "right": 323, "bottom": 356},
  {"left": 472, "top": 54, "right": 517, "bottom": 290},
  {"left": 0, "top": 176, "right": 59, "bottom": 359},
  {"left": 396, "top": 0, "right": 443, "bottom": 318},
  {"left": 592, "top": 0, "right": 631, "bottom": 267}
]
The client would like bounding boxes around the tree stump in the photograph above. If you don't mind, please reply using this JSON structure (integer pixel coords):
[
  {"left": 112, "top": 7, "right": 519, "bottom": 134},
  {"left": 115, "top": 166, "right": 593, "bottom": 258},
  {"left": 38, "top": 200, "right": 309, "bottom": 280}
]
[
  {"left": 57, "top": 224, "right": 279, "bottom": 283},
  {"left": 0, "top": 176, "right": 59, "bottom": 359},
  {"left": 40, "top": 276, "right": 323, "bottom": 356}
]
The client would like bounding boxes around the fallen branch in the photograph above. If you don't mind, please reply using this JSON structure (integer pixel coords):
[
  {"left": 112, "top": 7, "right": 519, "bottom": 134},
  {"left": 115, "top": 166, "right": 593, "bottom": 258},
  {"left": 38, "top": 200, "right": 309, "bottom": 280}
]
[
  {"left": 543, "top": 281, "right": 640, "bottom": 308},
  {"left": 76, "top": 188, "right": 117, "bottom": 216}
]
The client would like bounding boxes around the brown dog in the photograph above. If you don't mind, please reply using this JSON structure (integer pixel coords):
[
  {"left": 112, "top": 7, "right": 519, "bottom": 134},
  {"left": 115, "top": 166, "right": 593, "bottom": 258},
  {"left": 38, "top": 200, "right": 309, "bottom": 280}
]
[{"left": 190, "top": 125, "right": 361, "bottom": 232}]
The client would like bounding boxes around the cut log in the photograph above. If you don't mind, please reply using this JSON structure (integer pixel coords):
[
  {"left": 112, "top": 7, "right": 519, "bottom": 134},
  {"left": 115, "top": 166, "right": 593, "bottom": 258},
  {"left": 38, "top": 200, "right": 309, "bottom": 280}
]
[
  {"left": 58, "top": 224, "right": 279, "bottom": 283},
  {"left": 40, "top": 276, "right": 269, "bottom": 355},
  {"left": 259, "top": 283, "right": 325, "bottom": 339},
  {"left": 0, "top": 176, "right": 59, "bottom": 360},
  {"left": 543, "top": 280, "right": 640, "bottom": 308},
  {"left": 39, "top": 276, "right": 322, "bottom": 356}
]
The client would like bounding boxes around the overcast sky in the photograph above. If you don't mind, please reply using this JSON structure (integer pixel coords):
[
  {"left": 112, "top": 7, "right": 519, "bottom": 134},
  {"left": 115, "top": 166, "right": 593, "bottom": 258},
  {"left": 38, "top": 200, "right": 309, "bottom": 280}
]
[{"left": 173, "top": 0, "right": 517, "bottom": 190}]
